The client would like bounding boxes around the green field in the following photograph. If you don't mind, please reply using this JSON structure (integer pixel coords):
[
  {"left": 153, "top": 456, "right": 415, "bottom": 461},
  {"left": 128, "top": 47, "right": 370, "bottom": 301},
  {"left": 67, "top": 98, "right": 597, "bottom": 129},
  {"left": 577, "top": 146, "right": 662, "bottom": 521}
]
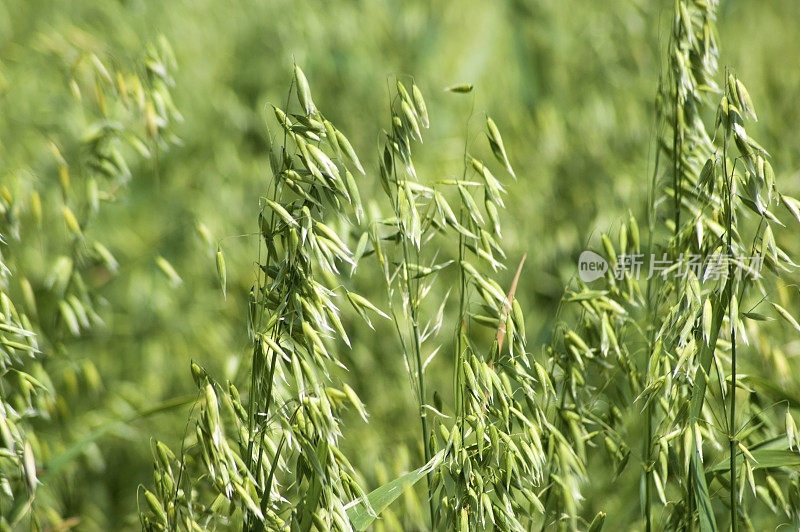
[{"left": 2, "top": 0, "right": 800, "bottom": 530}]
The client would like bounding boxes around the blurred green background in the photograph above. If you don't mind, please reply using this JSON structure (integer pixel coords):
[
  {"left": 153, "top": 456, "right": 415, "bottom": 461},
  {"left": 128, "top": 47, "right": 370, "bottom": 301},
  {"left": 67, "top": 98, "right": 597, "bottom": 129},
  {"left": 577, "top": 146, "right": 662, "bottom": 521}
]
[{"left": 1, "top": 0, "right": 799, "bottom": 528}]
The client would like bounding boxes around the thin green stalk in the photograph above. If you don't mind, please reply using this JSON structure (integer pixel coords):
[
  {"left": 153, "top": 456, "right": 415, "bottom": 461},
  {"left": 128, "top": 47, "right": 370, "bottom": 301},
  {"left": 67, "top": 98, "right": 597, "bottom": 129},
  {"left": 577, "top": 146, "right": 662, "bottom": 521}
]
[
  {"left": 400, "top": 228, "right": 434, "bottom": 526},
  {"left": 723, "top": 112, "right": 738, "bottom": 532},
  {"left": 671, "top": 16, "right": 682, "bottom": 242},
  {"left": 672, "top": 82, "right": 681, "bottom": 239},
  {"left": 643, "top": 240, "right": 656, "bottom": 532},
  {"left": 454, "top": 102, "right": 473, "bottom": 436},
  {"left": 643, "top": 68, "right": 663, "bottom": 532},
  {"left": 645, "top": 410, "right": 653, "bottom": 532},
  {"left": 455, "top": 208, "right": 467, "bottom": 432},
  {"left": 385, "top": 151, "right": 434, "bottom": 526},
  {"left": 245, "top": 110, "right": 287, "bottom": 474}
]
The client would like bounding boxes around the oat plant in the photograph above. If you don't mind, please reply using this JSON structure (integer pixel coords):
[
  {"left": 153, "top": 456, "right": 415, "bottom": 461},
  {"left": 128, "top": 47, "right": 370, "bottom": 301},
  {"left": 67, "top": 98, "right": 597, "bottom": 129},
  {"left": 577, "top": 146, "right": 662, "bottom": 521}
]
[
  {"left": 140, "top": 65, "right": 376, "bottom": 531},
  {"left": 541, "top": 0, "right": 800, "bottom": 529},
  {"left": 0, "top": 37, "right": 180, "bottom": 529},
  {"left": 141, "top": 3, "right": 800, "bottom": 529},
  {"left": 364, "top": 80, "right": 550, "bottom": 530}
]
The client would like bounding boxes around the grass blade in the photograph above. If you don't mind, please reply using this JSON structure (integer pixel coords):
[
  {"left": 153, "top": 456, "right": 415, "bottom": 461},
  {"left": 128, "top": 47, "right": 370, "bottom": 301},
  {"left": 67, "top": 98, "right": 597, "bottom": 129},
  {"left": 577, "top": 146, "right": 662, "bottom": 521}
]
[{"left": 345, "top": 451, "right": 443, "bottom": 530}]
